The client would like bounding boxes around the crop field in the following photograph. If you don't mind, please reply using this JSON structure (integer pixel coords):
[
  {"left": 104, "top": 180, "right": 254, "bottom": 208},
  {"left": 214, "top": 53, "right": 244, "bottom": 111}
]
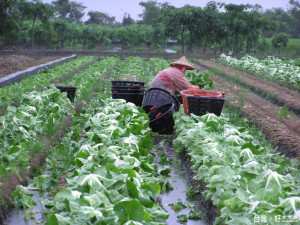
[{"left": 0, "top": 54, "right": 299, "bottom": 225}]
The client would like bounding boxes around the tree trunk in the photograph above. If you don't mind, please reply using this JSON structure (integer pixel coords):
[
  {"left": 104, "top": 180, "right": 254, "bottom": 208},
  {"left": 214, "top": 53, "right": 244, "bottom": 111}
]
[
  {"left": 181, "top": 27, "right": 185, "bottom": 53},
  {"left": 31, "top": 16, "right": 37, "bottom": 49},
  {"left": 0, "top": 21, "right": 5, "bottom": 49},
  {"left": 188, "top": 31, "right": 193, "bottom": 53},
  {"left": 246, "top": 39, "right": 250, "bottom": 53}
]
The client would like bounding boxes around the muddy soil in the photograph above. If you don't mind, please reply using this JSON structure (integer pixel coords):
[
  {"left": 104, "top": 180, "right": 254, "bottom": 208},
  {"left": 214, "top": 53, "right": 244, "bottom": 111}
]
[
  {"left": 0, "top": 55, "right": 63, "bottom": 78},
  {"left": 0, "top": 115, "right": 72, "bottom": 223},
  {"left": 195, "top": 59, "right": 300, "bottom": 115},
  {"left": 193, "top": 61, "right": 300, "bottom": 158},
  {"left": 152, "top": 132, "right": 219, "bottom": 225}
]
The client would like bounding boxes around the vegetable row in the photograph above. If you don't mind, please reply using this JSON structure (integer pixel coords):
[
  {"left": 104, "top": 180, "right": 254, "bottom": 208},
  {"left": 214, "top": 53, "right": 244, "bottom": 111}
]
[
  {"left": 0, "top": 56, "right": 97, "bottom": 108},
  {"left": 173, "top": 111, "right": 300, "bottom": 225},
  {"left": 41, "top": 98, "right": 170, "bottom": 225},
  {"left": 0, "top": 56, "right": 118, "bottom": 189},
  {"left": 8, "top": 56, "right": 175, "bottom": 224},
  {"left": 218, "top": 54, "right": 300, "bottom": 87}
]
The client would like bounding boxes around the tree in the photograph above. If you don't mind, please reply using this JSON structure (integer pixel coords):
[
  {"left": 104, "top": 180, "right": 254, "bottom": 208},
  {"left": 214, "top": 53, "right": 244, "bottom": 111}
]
[
  {"left": 52, "top": 19, "right": 70, "bottom": 48},
  {"left": 51, "top": 0, "right": 69, "bottom": 18},
  {"left": 113, "top": 24, "right": 153, "bottom": 48},
  {"left": 160, "top": 6, "right": 185, "bottom": 53},
  {"left": 202, "top": 2, "right": 227, "bottom": 53},
  {"left": 0, "top": 0, "right": 24, "bottom": 47},
  {"left": 243, "top": 5, "right": 265, "bottom": 53},
  {"left": 85, "top": 11, "right": 115, "bottom": 25},
  {"left": 288, "top": 0, "right": 300, "bottom": 38},
  {"left": 21, "top": 0, "right": 54, "bottom": 48},
  {"left": 221, "top": 3, "right": 268, "bottom": 53},
  {"left": 139, "top": 1, "right": 161, "bottom": 24},
  {"left": 263, "top": 8, "right": 292, "bottom": 38},
  {"left": 68, "top": 1, "right": 85, "bottom": 23},
  {"left": 259, "top": 16, "right": 277, "bottom": 38},
  {"left": 272, "top": 32, "right": 289, "bottom": 54},
  {"left": 122, "top": 13, "right": 135, "bottom": 26},
  {"left": 179, "top": 5, "right": 200, "bottom": 52},
  {"left": 52, "top": 0, "right": 86, "bottom": 23},
  {"left": 223, "top": 4, "right": 251, "bottom": 53}
]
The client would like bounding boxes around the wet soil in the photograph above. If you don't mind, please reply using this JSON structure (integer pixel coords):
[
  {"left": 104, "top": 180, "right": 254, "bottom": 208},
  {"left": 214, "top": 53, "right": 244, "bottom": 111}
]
[
  {"left": 193, "top": 60, "right": 300, "bottom": 159},
  {"left": 152, "top": 135, "right": 210, "bottom": 225},
  {"left": 0, "top": 115, "right": 72, "bottom": 223},
  {"left": 176, "top": 146, "right": 219, "bottom": 225},
  {"left": 0, "top": 55, "right": 63, "bottom": 78}
]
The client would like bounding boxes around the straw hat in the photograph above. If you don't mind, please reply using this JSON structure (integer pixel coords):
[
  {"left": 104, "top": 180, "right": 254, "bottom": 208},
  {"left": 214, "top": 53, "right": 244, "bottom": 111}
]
[{"left": 170, "top": 56, "right": 195, "bottom": 70}]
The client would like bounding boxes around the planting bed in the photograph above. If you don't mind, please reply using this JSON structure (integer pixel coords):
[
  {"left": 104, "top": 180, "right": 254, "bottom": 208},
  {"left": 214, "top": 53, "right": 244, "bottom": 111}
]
[
  {"left": 195, "top": 59, "right": 300, "bottom": 115},
  {"left": 194, "top": 59, "right": 300, "bottom": 158}
]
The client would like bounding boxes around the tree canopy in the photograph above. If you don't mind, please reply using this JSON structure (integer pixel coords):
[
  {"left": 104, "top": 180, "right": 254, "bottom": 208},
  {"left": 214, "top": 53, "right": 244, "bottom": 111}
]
[{"left": 0, "top": 0, "right": 299, "bottom": 53}]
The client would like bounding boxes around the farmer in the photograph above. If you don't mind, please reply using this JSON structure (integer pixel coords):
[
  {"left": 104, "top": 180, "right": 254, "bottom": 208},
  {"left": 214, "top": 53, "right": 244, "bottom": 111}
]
[{"left": 149, "top": 56, "right": 199, "bottom": 94}]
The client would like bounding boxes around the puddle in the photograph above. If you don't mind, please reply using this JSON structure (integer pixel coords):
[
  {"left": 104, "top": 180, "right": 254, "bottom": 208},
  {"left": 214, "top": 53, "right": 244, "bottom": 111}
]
[
  {"left": 3, "top": 190, "right": 46, "bottom": 225},
  {"left": 153, "top": 135, "right": 207, "bottom": 225}
]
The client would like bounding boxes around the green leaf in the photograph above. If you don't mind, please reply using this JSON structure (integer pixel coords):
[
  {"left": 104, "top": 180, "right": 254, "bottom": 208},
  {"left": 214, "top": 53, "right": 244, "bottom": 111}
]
[
  {"left": 126, "top": 179, "right": 139, "bottom": 198},
  {"left": 188, "top": 210, "right": 204, "bottom": 220},
  {"left": 122, "top": 168, "right": 137, "bottom": 178},
  {"left": 141, "top": 162, "right": 154, "bottom": 172},
  {"left": 144, "top": 203, "right": 169, "bottom": 222},
  {"left": 123, "top": 221, "right": 143, "bottom": 225},
  {"left": 83, "top": 193, "right": 111, "bottom": 208},
  {"left": 138, "top": 196, "right": 154, "bottom": 208},
  {"left": 47, "top": 214, "right": 70, "bottom": 225},
  {"left": 159, "top": 166, "right": 171, "bottom": 176},
  {"left": 0, "top": 165, "right": 8, "bottom": 179},
  {"left": 141, "top": 183, "right": 161, "bottom": 197},
  {"left": 177, "top": 214, "right": 187, "bottom": 223},
  {"left": 79, "top": 174, "right": 106, "bottom": 193},
  {"left": 114, "top": 199, "right": 144, "bottom": 224}
]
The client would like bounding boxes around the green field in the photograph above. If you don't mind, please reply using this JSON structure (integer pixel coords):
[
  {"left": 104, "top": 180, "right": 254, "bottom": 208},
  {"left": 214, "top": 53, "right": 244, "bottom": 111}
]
[{"left": 257, "top": 38, "right": 300, "bottom": 56}]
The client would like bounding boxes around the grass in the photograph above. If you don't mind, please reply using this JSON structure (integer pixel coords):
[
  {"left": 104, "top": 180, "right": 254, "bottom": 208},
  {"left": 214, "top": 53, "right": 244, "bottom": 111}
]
[{"left": 257, "top": 38, "right": 300, "bottom": 56}]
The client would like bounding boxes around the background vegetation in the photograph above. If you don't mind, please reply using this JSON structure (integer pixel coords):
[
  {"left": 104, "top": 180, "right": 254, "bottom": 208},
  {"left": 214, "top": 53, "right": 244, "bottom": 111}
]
[{"left": 0, "top": 0, "right": 299, "bottom": 55}]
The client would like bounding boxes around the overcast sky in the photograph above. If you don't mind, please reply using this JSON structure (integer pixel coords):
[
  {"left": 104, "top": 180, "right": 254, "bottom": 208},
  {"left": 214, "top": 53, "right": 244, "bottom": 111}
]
[{"left": 42, "top": 0, "right": 292, "bottom": 22}]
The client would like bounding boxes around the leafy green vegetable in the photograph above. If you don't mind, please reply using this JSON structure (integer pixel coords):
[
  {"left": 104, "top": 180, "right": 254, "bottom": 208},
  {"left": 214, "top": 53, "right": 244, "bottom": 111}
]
[
  {"left": 173, "top": 109, "right": 300, "bottom": 224},
  {"left": 114, "top": 199, "right": 145, "bottom": 224},
  {"left": 185, "top": 70, "right": 214, "bottom": 89},
  {"left": 218, "top": 54, "right": 300, "bottom": 87},
  {"left": 168, "top": 199, "right": 187, "bottom": 212},
  {"left": 11, "top": 186, "right": 36, "bottom": 209},
  {"left": 188, "top": 209, "right": 204, "bottom": 220},
  {"left": 177, "top": 214, "right": 187, "bottom": 223}
]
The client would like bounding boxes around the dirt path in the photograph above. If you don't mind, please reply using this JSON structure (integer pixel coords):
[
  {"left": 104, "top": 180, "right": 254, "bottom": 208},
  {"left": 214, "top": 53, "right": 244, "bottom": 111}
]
[
  {"left": 193, "top": 62, "right": 300, "bottom": 159},
  {"left": 195, "top": 59, "right": 300, "bottom": 115},
  {"left": 0, "top": 55, "right": 63, "bottom": 78}
]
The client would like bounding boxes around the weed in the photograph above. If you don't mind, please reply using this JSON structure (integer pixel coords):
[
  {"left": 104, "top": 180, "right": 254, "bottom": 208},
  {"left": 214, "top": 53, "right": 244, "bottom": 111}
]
[
  {"left": 239, "top": 92, "right": 245, "bottom": 108},
  {"left": 177, "top": 214, "right": 188, "bottom": 223},
  {"left": 279, "top": 104, "right": 288, "bottom": 120},
  {"left": 188, "top": 209, "right": 204, "bottom": 220},
  {"left": 186, "top": 187, "right": 201, "bottom": 199},
  {"left": 168, "top": 199, "right": 187, "bottom": 212}
]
